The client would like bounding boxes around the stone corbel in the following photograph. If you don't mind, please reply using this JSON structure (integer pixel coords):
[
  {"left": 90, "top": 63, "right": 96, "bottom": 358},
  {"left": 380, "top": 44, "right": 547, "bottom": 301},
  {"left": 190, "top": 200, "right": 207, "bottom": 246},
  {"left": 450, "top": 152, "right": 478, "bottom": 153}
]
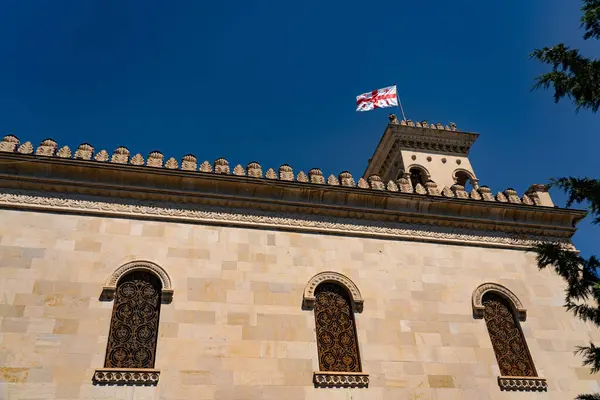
[{"left": 99, "top": 286, "right": 116, "bottom": 301}]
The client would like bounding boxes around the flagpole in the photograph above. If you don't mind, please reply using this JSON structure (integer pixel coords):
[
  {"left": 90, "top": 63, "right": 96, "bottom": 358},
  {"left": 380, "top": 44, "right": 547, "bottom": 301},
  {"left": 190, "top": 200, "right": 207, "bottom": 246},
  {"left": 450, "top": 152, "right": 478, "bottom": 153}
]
[{"left": 395, "top": 85, "right": 407, "bottom": 121}]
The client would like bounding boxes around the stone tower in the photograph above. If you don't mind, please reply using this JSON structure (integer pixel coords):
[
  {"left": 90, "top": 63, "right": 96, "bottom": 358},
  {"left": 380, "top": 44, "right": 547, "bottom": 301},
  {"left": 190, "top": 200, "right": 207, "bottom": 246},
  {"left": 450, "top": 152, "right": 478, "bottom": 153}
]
[{"left": 363, "top": 114, "right": 479, "bottom": 190}]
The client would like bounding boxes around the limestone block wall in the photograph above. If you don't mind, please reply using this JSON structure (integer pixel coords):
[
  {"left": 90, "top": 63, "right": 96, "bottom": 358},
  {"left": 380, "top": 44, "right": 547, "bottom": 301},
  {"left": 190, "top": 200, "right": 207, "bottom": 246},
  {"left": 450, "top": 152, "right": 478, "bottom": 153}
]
[{"left": 0, "top": 208, "right": 598, "bottom": 400}]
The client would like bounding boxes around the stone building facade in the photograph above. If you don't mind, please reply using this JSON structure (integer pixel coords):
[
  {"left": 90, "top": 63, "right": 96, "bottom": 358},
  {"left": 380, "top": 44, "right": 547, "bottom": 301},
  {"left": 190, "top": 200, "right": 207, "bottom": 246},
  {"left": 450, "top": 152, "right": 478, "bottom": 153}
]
[{"left": 0, "top": 117, "right": 596, "bottom": 399}]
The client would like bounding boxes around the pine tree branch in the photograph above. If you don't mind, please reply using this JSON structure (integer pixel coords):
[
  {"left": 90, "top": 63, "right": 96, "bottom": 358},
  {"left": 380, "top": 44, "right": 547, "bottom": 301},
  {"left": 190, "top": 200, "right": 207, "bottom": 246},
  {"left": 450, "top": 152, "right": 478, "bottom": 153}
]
[
  {"left": 567, "top": 302, "right": 600, "bottom": 324},
  {"left": 532, "top": 3, "right": 600, "bottom": 399},
  {"left": 582, "top": 0, "right": 600, "bottom": 40},
  {"left": 530, "top": 44, "right": 600, "bottom": 112},
  {"left": 549, "top": 177, "right": 600, "bottom": 224},
  {"left": 576, "top": 343, "right": 600, "bottom": 373}
]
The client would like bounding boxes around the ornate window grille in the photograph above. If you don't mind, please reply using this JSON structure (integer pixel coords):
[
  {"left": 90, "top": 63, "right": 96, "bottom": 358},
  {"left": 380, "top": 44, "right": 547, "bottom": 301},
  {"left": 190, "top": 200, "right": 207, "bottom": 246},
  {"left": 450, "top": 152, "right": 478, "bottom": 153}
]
[
  {"left": 482, "top": 292, "right": 547, "bottom": 391},
  {"left": 303, "top": 272, "right": 368, "bottom": 388},
  {"left": 314, "top": 282, "right": 362, "bottom": 373},
  {"left": 104, "top": 271, "right": 162, "bottom": 369},
  {"left": 483, "top": 293, "right": 537, "bottom": 377},
  {"left": 472, "top": 283, "right": 547, "bottom": 391}
]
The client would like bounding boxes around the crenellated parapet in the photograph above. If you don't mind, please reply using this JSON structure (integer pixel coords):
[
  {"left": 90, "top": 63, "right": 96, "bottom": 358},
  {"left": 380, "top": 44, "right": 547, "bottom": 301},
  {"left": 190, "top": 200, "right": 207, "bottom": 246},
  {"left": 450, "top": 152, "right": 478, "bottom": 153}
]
[
  {"left": 0, "top": 134, "right": 555, "bottom": 208},
  {"left": 389, "top": 113, "right": 459, "bottom": 132},
  {"left": 0, "top": 134, "right": 585, "bottom": 250}
]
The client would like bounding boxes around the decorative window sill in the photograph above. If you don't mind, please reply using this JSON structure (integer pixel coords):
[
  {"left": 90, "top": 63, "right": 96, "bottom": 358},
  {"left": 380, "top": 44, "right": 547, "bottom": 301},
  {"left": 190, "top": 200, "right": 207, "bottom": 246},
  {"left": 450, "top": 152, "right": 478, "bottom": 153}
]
[
  {"left": 93, "top": 368, "right": 160, "bottom": 385},
  {"left": 313, "top": 371, "right": 369, "bottom": 388},
  {"left": 498, "top": 376, "right": 547, "bottom": 391}
]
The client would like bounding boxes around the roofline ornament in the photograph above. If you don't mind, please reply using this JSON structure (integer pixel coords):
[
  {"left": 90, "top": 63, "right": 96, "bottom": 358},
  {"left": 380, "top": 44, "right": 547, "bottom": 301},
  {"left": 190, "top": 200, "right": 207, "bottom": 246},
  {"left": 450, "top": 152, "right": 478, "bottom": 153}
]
[{"left": 0, "top": 134, "right": 560, "bottom": 212}]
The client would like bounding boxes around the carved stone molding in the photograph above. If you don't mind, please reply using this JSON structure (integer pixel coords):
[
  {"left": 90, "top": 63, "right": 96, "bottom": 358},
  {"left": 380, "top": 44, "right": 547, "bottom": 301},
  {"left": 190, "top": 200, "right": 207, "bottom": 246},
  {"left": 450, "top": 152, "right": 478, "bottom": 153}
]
[
  {"left": 102, "top": 261, "right": 173, "bottom": 303},
  {"left": 93, "top": 368, "right": 160, "bottom": 385},
  {"left": 313, "top": 371, "right": 369, "bottom": 388},
  {"left": 0, "top": 189, "right": 575, "bottom": 250},
  {"left": 303, "top": 271, "right": 363, "bottom": 312},
  {"left": 498, "top": 376, "right": 547, "bottom": 391},
  {"left": 472, "top": 282, "right": 527, "bottom": 321},
  {"left": 391, "top": 125, "right": 478, "bottom": 155}
]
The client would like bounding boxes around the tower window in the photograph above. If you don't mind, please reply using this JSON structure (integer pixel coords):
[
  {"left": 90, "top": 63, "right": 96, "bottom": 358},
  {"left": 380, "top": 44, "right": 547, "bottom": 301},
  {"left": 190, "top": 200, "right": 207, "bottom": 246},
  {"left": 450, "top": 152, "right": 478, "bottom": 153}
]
[
  {"left": 454, "top": 169, "right": 476, "bottom": 192},
  {"left": 409, "top": 167, "right": 426, "bottom": 187},
  {"left": 455, "top": 171, "right": 471, "bottom": 186}
]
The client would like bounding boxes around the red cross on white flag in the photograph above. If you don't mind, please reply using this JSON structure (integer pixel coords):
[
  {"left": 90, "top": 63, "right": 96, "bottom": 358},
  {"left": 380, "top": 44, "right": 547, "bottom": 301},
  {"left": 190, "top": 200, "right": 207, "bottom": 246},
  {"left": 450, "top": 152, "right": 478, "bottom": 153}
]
[{"left": 356, "top": 85, "right": 398, "bottom": 112}]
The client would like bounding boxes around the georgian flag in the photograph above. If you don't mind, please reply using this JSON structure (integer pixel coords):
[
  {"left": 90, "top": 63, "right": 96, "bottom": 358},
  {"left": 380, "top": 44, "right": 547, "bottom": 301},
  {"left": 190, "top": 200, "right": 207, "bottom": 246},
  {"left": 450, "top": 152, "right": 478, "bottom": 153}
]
[{"left": 356, "top": 85, "right": 398, "bottom": 112}]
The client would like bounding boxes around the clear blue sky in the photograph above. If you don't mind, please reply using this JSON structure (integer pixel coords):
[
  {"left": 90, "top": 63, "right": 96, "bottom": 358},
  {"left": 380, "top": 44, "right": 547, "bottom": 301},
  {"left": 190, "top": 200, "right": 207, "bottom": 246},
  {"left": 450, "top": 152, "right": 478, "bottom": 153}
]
[{"left": 1, "top": 1, "right": 597, "bottom": 256}]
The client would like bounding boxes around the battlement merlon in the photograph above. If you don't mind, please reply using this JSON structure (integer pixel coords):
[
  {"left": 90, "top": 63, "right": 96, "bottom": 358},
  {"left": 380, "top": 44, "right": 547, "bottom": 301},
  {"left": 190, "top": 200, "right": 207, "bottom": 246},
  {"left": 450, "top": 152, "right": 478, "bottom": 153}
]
[{"left": 0, "top": 131, "right": 585, "bottom": 250}]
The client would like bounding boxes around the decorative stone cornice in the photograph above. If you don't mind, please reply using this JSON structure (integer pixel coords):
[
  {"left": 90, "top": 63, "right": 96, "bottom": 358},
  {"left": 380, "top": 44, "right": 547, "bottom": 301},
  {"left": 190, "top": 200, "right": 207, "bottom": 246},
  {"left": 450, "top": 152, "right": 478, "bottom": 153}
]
[
  {"left": 497, "top": 376, "right": 547, "bottom": 391},
  {"left": 397, "top": 133, "right": 476, "bottom": 155},
  {"left": 391, "top": 121, "right": 478, "bottom": 155},
  {"left": 313, "top": 371, "right": 369, "bottom": 388},
  {"left": 93, "top": 368, "right": 160, "bottom": 385},
  {"left": 0, "top": 189, "right": 580, "bottom": 250}
]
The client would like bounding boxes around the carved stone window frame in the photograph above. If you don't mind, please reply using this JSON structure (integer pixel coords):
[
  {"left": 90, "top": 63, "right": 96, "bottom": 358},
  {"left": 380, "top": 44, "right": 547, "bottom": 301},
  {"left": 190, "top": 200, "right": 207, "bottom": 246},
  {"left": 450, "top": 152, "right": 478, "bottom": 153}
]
[
  {"left": 94, "top": 261, "right": 173, "bottom": 386},
  {"left": 472, "top": 282, "right": 547, "bottom": 392},
  {"left": 303, "top": 272, "right": 368, "bottom": 388},
  {"left": 303, "top": 271, "right": 364, "bottom": 313},
  {"left": 101, "top": 260, "right": 174, "bottom": 304},
  {"left": 405, "top": 164, "right": 432, "bottom": 180},
  {"left": 472, "top": 282, "right": 526, "bottom": 322}
]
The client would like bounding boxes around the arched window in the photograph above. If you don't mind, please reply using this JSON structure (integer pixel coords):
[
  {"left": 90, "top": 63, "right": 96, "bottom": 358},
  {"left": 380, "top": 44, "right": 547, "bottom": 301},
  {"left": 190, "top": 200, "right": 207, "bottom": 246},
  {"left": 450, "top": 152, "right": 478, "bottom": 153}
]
[
  {"left": 472, "top": 283, "right": 546, "bottom": 391},
  {"left": 314, "top": 282, "right": 361, "bottom": 373},
  {"left": 303, "top": 272, "right": 368, "bottom": 388},
  {"left": 454, "top": 170, "right": 471, "bottom": 186},
  {"left": 409, "top": 167, "right": 427, "bottom": 188},
  {"left": 482, "top": 292, "right": 536, "bottom": 377},
  {"left": 453, "top": 169, "right": 475, "bottom": 192},
  {"left": 104, "top": 271, "right": 162, "bottom": 369}
]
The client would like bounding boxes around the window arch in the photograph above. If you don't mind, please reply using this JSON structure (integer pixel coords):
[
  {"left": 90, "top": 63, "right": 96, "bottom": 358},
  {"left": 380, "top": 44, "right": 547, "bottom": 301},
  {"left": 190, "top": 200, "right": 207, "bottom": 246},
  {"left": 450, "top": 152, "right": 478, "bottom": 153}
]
[
  {"left": 453, "top": 168, "right": 475, "bottom": 187},
  {"left": 408, "top": 166, "right": 428, "bottom": 187},
  {"left": 102, "top": 260, "right": 173, "bottom": 303},
  {"left": 104, "top": 270, "right": 162, "bottom": 369}
]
